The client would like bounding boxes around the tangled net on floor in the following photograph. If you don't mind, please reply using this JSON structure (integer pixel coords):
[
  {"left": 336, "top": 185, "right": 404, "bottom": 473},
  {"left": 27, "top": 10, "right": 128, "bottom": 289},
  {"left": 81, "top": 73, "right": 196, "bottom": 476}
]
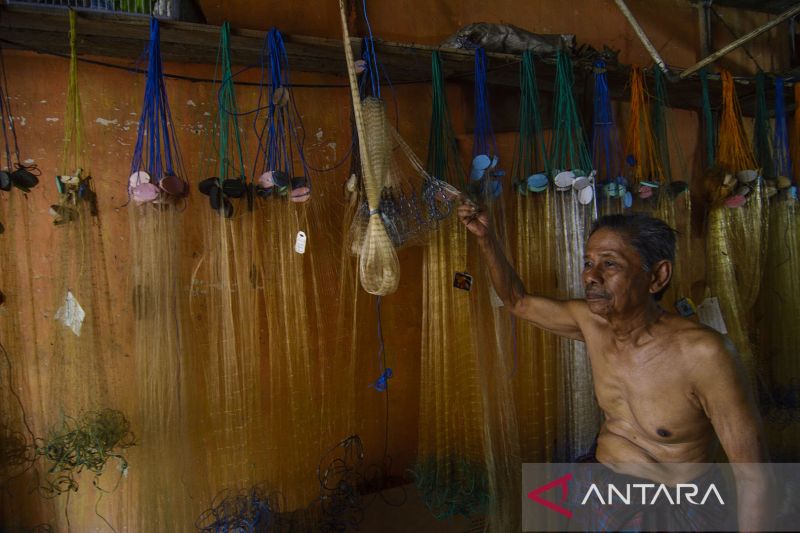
[
  {"left": 34, "top": 408, "right": 135, "bottom": 497},
  {"left": 412, "top": 456, "right": 489, "bottom": 520},
  {"left": 196, "top": 484, "right": 282, "bottom": 533},
  {"left": 0, "top": 421, "right": 33, "bottom": 483}
]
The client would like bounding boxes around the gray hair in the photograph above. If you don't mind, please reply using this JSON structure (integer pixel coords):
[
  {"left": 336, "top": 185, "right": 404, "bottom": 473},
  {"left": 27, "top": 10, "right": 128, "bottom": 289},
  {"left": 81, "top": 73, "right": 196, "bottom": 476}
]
[{"left": 589, "top": 213, "right": 676, "bottom": 301}]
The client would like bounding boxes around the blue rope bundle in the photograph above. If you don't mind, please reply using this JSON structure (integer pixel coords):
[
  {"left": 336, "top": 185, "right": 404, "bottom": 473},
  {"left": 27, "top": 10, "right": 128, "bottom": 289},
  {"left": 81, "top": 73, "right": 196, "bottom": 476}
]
[
  {"left": 129, "top": 18, "right": 186, "bottom": 188},
  {"left": 591, "top": 59, "right": 622, "bottom": 185},
  {"left": 252, "top": 28, "right": 311, "bottom": 194},
  {"left": 773, "top": 77, "right": 791, "bottom": 179},
  {"left": 472, "top": 48, "right": 498, "bottom": 162}
]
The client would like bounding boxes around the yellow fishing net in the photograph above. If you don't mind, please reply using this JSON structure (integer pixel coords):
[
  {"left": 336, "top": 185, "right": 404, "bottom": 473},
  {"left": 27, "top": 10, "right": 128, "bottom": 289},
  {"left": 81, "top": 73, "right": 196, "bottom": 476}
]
[
  {"left": 705, "top": 70, "right": 767, "bottom": 389},
  {"left": 757, "top": 80, "right": 800, "bottom": 460}
]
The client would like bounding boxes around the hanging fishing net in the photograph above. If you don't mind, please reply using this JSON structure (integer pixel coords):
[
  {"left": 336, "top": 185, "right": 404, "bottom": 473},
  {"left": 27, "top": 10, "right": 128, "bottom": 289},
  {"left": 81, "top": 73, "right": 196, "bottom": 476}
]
[
  {"left": 187, "top": 21, "right": 263, "bottom": 507},
  {"left": 127, "top": 16, "right": 193, "bottom": 531},
  {"left": 0, "top": 41, "right": 60, "bottom": 531},
  {"left": 549, "top": 49, "right": 600, "bottom": 462},
  {"left": 237, "top": 25, "right": 343, "bottom": 527},
  {"left": 757, "top": 76, "right": 800, "bottom": 460},
  {"left": 591, "top": 59, "right": 626, "bottom": 215},
  {"left": 463, "top": 46, "right": 519, "bottom": 532},
  {"left": 512, "top": 50, "right": 558, "bottom": 463},
  {"left": 414, "top": 50, "right": 490, "bottom": 521},
  {"left": 38, "top": 12, "right": 125, "bottom": 530},
  {"left": 704, "top": 69, "right": 767, "bottom": 391}
]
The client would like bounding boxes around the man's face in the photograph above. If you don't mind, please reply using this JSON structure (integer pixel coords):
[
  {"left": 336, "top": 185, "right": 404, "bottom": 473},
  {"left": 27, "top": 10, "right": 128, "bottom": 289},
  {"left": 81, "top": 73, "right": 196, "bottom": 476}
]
[{"left": 582, "top": 228, "right": 653, "bottom": 318}]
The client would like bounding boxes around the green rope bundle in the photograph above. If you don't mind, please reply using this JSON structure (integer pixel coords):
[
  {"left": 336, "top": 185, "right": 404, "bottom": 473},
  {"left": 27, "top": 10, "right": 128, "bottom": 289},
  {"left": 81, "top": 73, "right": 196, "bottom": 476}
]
[
  {"left": 35, "top": 409, "right": 135, "bottom": 496},
  {"left": 699, "top": 68, "right": 716, "bottom": 168},
  {"left": 550, "top": 50, "right": 592, "bottom": 172},
  {"left": 215, "top": 21, "right": 246, "bottom": 183},
  {"left": 753, "top": 71, "right": 774, "bottom": 180},
  {"left": 514, "top": 50, "right": 549, "bottom": 188},
  {"left": 651, "top": 67, "right": 672, "bottom": 180},
  {"left": 425, "top": 51, "right": 464, "bottom": 186}
]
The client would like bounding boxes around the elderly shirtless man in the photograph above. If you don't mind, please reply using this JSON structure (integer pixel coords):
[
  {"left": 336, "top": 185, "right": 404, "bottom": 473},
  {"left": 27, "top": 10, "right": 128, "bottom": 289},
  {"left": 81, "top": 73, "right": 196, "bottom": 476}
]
[{"left": 458, "top": 206, "right": 770, "bottom": 531}]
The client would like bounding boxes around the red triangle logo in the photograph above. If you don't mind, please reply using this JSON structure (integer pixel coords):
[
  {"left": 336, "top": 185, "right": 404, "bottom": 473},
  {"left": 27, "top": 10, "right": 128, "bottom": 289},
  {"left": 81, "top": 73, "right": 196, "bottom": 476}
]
[{"left": 527, "top": 472, "right": 574, "bottom": 518}]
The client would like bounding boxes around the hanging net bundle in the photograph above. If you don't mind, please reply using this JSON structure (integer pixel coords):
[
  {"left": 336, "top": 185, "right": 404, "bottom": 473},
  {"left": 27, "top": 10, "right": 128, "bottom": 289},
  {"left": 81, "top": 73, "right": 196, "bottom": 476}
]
[
  {"left": 512, "top": 50, "right": 557, "bottom": 463},
  {"left": 591, "top": 59, "right": 626, "bottom": 215},
  {"left": 549, "top": 49, "right": 600, "bottom": 461},
  {"left": 461, "top": 46, "right": 521, "bottom": 532},
  {"left": 248, "top": 23, "right": 340, "bottom": 525},
  {"left": 0, "top": 44, "right": 46, "bottom": 531},
  {"left": 128, "top": 16, "right": 193, "bottom": 531},
  {"left": 187, "top": 21, "right": 263, "bottom": 504},
  {"left": 757, "top": 76, "right": 800, "bottom": 460},
  {"left": 705, "top": 69, "right": 767, "bottom": 390},
  {"left": 415, "top": 50, "right": 491, "bottom": 521},
  {"left": 44, "top": 11, "right": 120, "bottom": 528}
]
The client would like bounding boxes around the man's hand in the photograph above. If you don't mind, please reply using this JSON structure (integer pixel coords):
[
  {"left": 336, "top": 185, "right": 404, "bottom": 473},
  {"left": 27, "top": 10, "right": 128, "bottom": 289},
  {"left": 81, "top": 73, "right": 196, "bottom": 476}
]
[{"left": 457, "top": 201, "right": 489, "bottom": 238}]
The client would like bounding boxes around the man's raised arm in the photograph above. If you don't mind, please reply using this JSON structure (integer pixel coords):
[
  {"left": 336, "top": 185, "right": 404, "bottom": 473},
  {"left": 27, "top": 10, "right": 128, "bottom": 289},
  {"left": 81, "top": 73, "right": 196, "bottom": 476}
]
[{"left": 457, "top": 202, "right": 584, "bottom": 340}]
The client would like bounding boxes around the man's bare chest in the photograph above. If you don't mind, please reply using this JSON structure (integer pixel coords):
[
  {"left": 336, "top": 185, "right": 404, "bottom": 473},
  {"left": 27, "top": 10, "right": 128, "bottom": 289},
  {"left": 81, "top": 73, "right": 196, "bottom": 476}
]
[{"left": 587, "top": 340, "right": 709, "bottom": 442}]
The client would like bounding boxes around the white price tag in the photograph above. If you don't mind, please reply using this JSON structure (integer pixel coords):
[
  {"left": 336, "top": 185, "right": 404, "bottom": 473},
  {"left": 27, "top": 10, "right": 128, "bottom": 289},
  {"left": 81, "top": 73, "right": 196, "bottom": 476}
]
[{"left": 294, "top": 231, "right": 307, "bottom": 254}]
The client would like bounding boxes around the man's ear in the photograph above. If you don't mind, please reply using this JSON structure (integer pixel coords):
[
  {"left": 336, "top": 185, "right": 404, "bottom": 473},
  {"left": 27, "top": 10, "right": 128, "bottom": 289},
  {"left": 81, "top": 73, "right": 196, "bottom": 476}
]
[{"left": 649, "top": 260, "right": 672, "bottom": 296}]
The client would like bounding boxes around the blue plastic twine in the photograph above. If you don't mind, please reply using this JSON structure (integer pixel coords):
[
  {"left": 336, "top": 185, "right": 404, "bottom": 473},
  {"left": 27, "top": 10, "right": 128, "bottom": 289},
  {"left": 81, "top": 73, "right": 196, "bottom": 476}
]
[
  {"left": 130, "top": 17, "right": 184, "bottom": 185},
  {"left": 370, "top": 296, "right": 392, "bottom": 393},
  {"left": 253, "top": 28, "right": 310, "bottom": 185},
  {"left": 472, "top": 48, "right": 497, "bottom": 160},
  {"left": 591, "top": 59, "right": 622, "bottom": 184}
]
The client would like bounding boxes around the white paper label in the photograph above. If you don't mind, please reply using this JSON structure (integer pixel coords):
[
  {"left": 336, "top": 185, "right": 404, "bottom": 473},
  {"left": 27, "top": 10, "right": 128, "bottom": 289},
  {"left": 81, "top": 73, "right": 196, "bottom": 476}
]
[
  {"left": 55, "top": 290, "right": 85, "bottom": 336},
  {"left": 697, "top": 296, "right": 727, "bottom": 335}
]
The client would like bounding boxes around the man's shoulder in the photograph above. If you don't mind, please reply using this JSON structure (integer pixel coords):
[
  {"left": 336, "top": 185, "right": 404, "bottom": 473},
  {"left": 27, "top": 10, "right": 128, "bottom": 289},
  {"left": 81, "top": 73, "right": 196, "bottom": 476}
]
[{"left": 660, "top": 314, "right": 731, "bottom": 360}]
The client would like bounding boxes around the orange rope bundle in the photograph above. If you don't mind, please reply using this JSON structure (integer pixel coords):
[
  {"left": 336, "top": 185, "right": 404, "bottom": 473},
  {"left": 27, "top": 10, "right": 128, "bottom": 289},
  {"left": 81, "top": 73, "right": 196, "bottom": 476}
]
[
  {"left": 717, "top": 70, "right": 757, "bottom": 172},
  {"left": 624, "top": 67, "right": 664, "bottom": 184}
]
